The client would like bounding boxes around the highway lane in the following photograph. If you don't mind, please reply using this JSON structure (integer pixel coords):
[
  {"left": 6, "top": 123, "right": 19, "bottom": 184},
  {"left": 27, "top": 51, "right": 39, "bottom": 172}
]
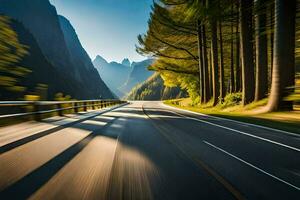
[{"left": 0, "top": 101, "right": 299, "bottom": 199}]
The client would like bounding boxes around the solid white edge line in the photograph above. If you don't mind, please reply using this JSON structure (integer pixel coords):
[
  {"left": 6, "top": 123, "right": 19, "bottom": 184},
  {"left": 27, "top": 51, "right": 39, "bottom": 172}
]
[
  {"left": 161, "top": 102, "right": 300, "bottom": 138},
  {"left": 203, "top": 140, "right": 300, "bottom": 191},
  {"left": 155, "top": 104, "right": 300, "bottom": 152},
  {"left": 181, "top": 111, "right": 299, "bottom": 152}
]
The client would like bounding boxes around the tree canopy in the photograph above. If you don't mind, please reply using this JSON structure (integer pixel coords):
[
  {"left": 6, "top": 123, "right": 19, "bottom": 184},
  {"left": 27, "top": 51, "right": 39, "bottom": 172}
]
[{"left": 137, "top": 0, "right": 300, "bottom": 111}]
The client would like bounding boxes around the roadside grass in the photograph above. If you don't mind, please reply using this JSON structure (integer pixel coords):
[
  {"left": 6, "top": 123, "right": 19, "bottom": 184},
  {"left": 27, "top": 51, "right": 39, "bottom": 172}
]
[{"left": 164, "top": 97, "right": 300, "bottom": 134}]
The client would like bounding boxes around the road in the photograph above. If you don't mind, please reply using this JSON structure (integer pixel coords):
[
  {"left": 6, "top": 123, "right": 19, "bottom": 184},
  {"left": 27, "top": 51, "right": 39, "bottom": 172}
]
[{"left": 0, "top": 101, "right": 299, "bottom": 199}]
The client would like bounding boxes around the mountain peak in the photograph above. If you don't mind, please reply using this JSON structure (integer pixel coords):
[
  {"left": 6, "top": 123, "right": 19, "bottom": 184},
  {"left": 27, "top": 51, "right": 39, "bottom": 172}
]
[
  {"left": 121, "top": 58, "right": 130, "bottom": 67},
  {"left": 95, "top": 55, "right": 107, "bottom": 61},
  {"left": 94, "top": 55, "right": 108, "bottom": 64}
]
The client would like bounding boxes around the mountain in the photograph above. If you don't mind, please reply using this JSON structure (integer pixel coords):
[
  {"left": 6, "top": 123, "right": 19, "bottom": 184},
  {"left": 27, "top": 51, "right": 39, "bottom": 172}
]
[
  {"left": 58, "top": 16, "right": 113, "bottom": 99},
  {"left": 121, "top": 58, "right": 131, "bottom": 67},
  {"left": 0, "top": 17, "right": 81, "bottom": 100},
  {"left": 93, "top": 56, "right": 132, "bottom": 97},
  {"left": 0, "top": 0, "right": 73, "bottom": 73},
  {"left": 0, "top": 0, "right": 114, "bottom": 99},
  {"left": 93, "top": 56, "right": 155, "bottom": 98},
  {"left": 94, "top": 55, "right": 109, "bottom": 67},
  {"left": 120, "top": 59, "right": 154, "bottom": 94},
  {"left": 126, "top": 73, "right": 187, "bottom": 100}
]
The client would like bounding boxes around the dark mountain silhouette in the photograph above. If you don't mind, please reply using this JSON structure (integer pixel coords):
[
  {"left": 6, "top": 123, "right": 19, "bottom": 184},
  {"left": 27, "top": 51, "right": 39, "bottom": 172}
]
[
  {"left": 0, "top": 0, "right": 114, "bottom": 99},
  {"left": 120, "top": 59, "right": 154, "bottom": 94},
  {"left": 0, "top": 18, "right": 81, "bottom": 100},
  {"left": 93, "top": 56, "right": 132, "bottom": 97},
  {"left": 126, "top": 73, "right": 187, "bottom": 100},
  {"left": 0, "top": 0, "right": 73, "bottom": 73}
]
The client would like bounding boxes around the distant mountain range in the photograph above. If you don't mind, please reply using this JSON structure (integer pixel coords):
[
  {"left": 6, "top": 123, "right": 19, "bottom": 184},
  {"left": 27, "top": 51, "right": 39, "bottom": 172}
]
[
  {"left": 121, "top": 58, "right": 131, "bottom": 67},
  {"left": 126, "top": 73, "right": 187, "bottom": 100},
  {"left": 120, "top": 59, "right": 154, "bottom": 94},
  {"left": 93, "top": 56, "right": 154, "bottom": 98},
  {"left": 0, "top": 0, "right": 114, "bottom": 100}
]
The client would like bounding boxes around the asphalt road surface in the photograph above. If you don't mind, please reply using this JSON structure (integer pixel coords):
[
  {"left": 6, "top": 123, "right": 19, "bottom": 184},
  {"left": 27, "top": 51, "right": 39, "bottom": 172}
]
[{"left": 0, "top": 101, "right": 299, "bottom": 199}]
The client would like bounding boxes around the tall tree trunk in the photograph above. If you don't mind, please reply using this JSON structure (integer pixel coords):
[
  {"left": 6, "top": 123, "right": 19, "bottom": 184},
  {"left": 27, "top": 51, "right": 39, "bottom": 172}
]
[
  {"left": 235, "top": 1, "right": 241, "bottom": 92},
  {"left": 267, "top": 0, "right": 296, "bottom": 111},
  {"left": 197, "top": 20, "right": 205, "bottom": 103},
  {"left": 208, "top": 0, "right": 219, "bottom": 105},
  {"left": 211, "top": 19, "right": 219, "bottom": 106},
  {"left": 202, "top": 25, "right": 210, "bottom": 103},
  {"left": 219, "top": 21, "right": 225, "bottom": 101},
  {"left": 209, "top": 47, "right": 213, "bottom": 97},
  {"left": 255, "top": 0, "right": 268, "bottom": 101},
  {"left": 240, "top": 0, "right": 255, "bottom": 105},
  {"left": 230, "top": 4, "right": 235, "bottom": 94},
  {"left": 269, "top": 3, "right": 274, "bottom": 86}
]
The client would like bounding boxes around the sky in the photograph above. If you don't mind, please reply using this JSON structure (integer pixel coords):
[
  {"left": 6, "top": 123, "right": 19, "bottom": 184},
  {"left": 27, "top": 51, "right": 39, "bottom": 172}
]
[{"left": 49, "top": 0, "right": 152, "bottom": 63}]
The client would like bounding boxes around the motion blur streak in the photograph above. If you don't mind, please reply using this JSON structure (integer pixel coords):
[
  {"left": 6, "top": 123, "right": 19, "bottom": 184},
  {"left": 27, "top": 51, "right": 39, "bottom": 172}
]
[
  {"left": 108, "top": 143, "right": 161, "bottom": 200},
  {"left": 29, "top": 136, "right": 118, "bottom": 200},
  {"left": 0, "top": 127, "right": 91, "bottom": 190},
  {"left": 29, "top": 123, "right": 160, "bottom": 199}
]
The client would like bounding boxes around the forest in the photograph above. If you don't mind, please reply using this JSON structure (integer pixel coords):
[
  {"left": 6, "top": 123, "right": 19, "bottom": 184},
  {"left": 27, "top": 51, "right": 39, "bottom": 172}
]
[{"left": 137, "top": 0, "right": 300, "bottom": 112}]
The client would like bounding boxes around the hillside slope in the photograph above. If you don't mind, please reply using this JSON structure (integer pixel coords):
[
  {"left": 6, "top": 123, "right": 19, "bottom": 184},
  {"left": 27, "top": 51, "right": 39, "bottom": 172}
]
[
  {"left": 0, "top": 18, "right": 83, "bottom": 100},
  {"left": 93, "top": 56, "right": 132, "bottom": 97},
  {"left": 93, "top": 56, "right": 155, "bottom": 97},
  {"left": 120, "top": 59, "right": 154, "bottom": 94},
  {"left": 126, "top": 73, "right": 187, "bottom": 100}
]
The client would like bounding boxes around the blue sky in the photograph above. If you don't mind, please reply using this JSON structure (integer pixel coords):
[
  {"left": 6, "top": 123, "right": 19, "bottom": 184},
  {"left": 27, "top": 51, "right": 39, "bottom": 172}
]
[{"left": 50, "top": 0, "right": 152, "bottom": 63}]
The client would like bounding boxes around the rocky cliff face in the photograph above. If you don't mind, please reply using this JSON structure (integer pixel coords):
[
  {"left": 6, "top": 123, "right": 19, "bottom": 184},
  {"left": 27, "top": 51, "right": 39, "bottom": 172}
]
[{"left": 0, "top": 0, "right": 114, "bottom": 99}]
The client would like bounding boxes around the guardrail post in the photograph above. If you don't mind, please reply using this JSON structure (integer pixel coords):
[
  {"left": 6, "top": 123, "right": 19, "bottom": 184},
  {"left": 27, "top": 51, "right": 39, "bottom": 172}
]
[
  {"left": 0, "top": 99, "right": 128, "bottom": 124},
  {"left": 84, "top": 102, "right": 87, "bottom": 112},
  {"left": 57, "top": 104, "right": 63, "bottom": 116},
  {"left": 92, "top": 101, "right": 95, "bottom": 110},
  {"left": 74, "top": 102, "right": 78, "bottom": 113},
  {"left": 34, "top": 102, "right": 42, "bottom": 121}
]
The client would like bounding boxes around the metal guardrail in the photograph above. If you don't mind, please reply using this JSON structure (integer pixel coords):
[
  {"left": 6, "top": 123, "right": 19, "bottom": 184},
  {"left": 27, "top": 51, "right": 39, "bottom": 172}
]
[{"left": 0, "top": 99, "right": 126, "bottom": 121}]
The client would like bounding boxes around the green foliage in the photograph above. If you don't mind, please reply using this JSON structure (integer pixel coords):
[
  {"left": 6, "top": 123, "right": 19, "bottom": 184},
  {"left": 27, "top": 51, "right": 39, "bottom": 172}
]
[
  {"left": 141, "top": 0, "right": 300, "bottom": 112},
  {"left": 285, "top": 73, "right": 300, "bottom": 102},
  {"left": 0, "top": 15, "right": 30, "bottom": 92},
  {"left": 136, "top": 0, "right": 239, "bottom": 105},
  {"left": 218, "top": 92, "right": 242, "bottom": 109},
  {"left": 165, "top": 99, "right": 300, "bottom": 134},
  {"left": 127, "top": 73, "right": 187, "bottom": 100},
  {"left": 54, "top": 93, "right": 72, "bottom": 101},
  {"left": 35, "top": 84, "right": 48, "bottom": 100}
]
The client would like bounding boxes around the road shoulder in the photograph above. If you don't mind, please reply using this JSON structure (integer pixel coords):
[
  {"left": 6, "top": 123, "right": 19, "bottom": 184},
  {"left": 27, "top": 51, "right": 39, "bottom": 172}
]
[{"left": 162, "top": 101, "right": 300, "bottom": 136}]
